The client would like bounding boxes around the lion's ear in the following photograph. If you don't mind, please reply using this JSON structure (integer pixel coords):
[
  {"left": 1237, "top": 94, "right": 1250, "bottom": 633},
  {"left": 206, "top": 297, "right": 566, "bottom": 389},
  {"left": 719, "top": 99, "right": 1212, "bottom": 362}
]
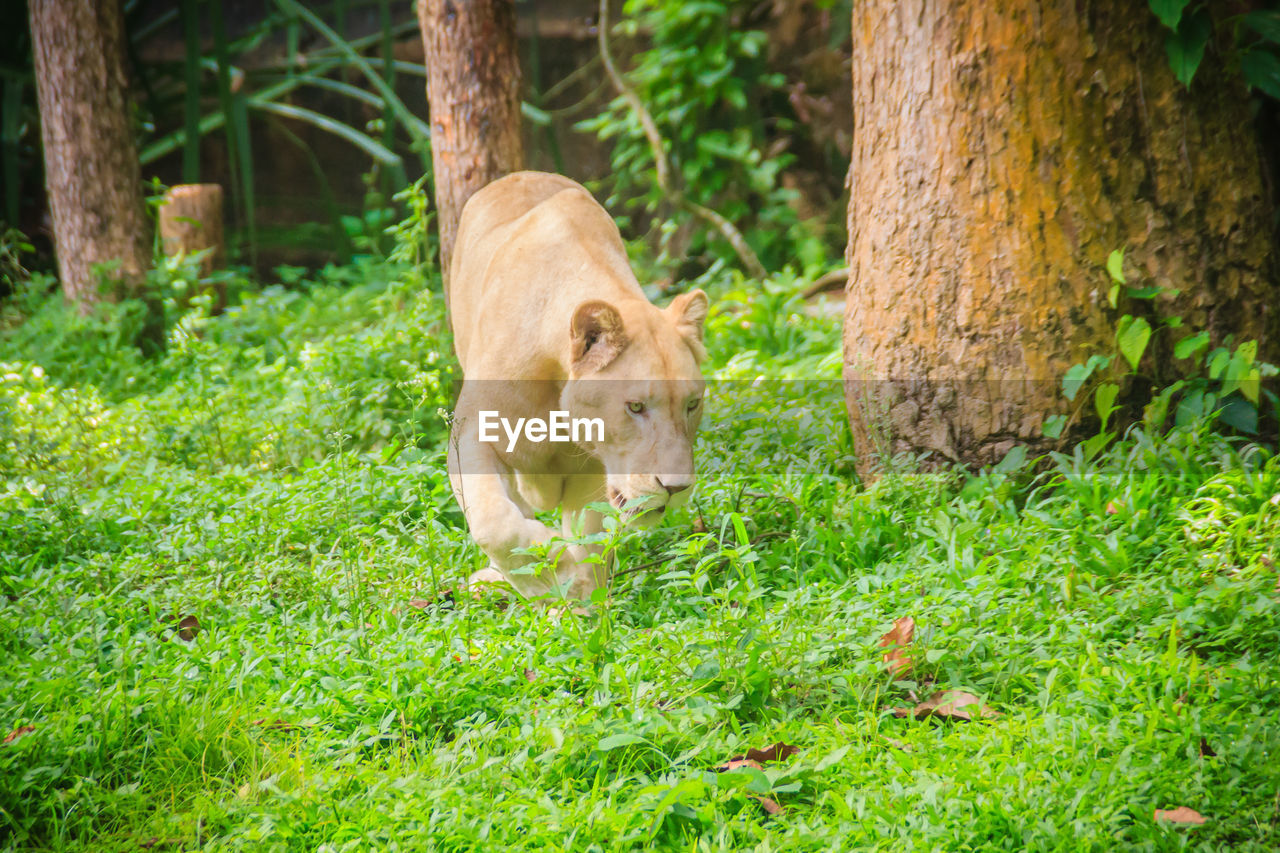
[
  {"left": 668, "top": 289, "right": 708, "bottom": 358},
  {"left": 570, "top": 300, "right": 628, "bottom": 374}
]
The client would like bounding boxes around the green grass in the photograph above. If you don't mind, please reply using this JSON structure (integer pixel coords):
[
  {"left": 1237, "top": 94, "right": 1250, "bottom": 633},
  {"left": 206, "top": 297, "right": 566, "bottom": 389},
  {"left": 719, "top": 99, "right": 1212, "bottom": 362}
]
[{"left": 1, "top": 262, "right": 1278, "bottom": 851}]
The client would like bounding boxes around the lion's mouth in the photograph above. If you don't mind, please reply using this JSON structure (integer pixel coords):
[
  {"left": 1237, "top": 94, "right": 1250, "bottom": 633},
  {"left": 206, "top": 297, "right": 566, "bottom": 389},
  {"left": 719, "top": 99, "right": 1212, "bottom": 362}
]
[{"left": 607, "top": 487, "right": 667, "bottom": 522}]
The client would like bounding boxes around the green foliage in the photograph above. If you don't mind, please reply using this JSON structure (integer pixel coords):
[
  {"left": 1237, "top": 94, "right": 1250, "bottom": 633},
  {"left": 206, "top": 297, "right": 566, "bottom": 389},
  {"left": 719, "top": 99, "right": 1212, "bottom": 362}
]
[
  {"left": 128, "top": 0, "right": 429, "bottom": 264},
  {"left": 579, "top": 0, "right": 831, "bottom": 275},
  {"left": 1050, "top": 249, "right": 1277, "bottom": 450},
  {"left": 2, "top": 250, "right": 1278, "bottom": 848},
  {"left": 1163, "top": 6, "right": 1212, "bottom": 87},
  {"left": 1149, "top": 0, "right": 1280, "bottom": 97}
]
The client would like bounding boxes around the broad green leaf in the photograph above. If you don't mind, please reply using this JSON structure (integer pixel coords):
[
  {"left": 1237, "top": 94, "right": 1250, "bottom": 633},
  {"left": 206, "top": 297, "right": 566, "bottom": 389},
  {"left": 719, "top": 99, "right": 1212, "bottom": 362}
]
[
  {"left": 1094, "top": 382, "right": 1120, "bottom": 430},
  {"left": 1107, "top": 283, "right": 1120, "bottom": 308},
  {"left": 1116, "top": 316, "right": 1152, "bottom": 370},
  {"left": 993, "top": 444, "right": 1028, "bottom": 475},
  {"left": 1219, "top": 396, "right": 1259, "bottom": 434},
  {"left": 1242, "top": 49, "right": 1280, "bottom": 99},
  {"left": 597, "top": 733, "right": 647, "bottom": 751},
  {"left": 813, "top": 746, "right": 851, "bottom": 773},
  {"left": 1042, "top": 414, "right": 1067, "bottom": 439},
  {"left": 1062, "top": 355, "right": 1109, "bottom": 401},
  {"left": 1240, "top": 367, "right": 1262, "bottom": 405},
  {"left": 1173, "top": 331, "right": 1209, "bottom": 360},
  {"left": 1143, "top": 381, "right": 1183, "bottom": 430},
  {"left": 1175, "top": 389, "right": 1208, "bottom": 425},
  {"left": 1236, "top": 340, "right": 1258, "bottom": 367},
  {"left": 1106, "top": 249, "right": 1125, "bottom": 284},
  {"left": 1149, "top": 0, "right": 1190, "bottom": 30},
  {"left": 691, "top": 658, "right": 721, "bottom": 680},
  {"left": 1246, "top": 11, "right": 1280, "bottom": 43},
  {"left": 1208, "top": 349, "right": 1230, "bottom": 379},
  {"left": 1165, "top": 9, "right": 1212, "bottom": 88}
]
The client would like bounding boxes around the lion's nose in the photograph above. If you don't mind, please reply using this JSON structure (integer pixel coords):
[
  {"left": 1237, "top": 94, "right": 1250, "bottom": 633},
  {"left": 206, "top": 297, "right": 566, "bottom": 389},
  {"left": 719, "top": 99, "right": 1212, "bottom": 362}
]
[{"left": 657, "top": 477, "right": 692, "bottom": 496}]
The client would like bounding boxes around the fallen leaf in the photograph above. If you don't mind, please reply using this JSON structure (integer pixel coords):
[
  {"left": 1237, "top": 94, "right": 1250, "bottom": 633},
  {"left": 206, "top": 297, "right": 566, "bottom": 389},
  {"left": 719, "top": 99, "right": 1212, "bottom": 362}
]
[
  {"left": 892, "top": 690, "right": 1000, "bottom": 722},
  {"left": 176, "top": 615, "right": 200, "bottom": 642},
  {"left": 878, "top": 616, "right": 915, "bottom": 677},
  {"left": 3, "top": 725, "right": 34, "bottom": 744},
  {"left": 729, "top": 742, "right": 800, "bottom": 764},
  {"left": 1154, "top": 806, "right": 1207, "bottom": 824},
  {"left": 251, "top": 719, "right": 299, "bottom": 732},
  {"left": 753, "top": 795, "right": 783, "bottom": 815},
  {"left": 1198, "top": 737, "right": 1216, "bottom": 758},
  {"left": 159, "top": 613, "right": 201, "bottom": 641}
]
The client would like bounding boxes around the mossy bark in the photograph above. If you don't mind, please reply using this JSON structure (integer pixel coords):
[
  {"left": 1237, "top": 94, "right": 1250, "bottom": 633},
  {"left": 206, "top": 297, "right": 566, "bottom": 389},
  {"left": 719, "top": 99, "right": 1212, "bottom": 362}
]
[{"left": 844, "top": 1, "right": 1277, "bottom": 473}]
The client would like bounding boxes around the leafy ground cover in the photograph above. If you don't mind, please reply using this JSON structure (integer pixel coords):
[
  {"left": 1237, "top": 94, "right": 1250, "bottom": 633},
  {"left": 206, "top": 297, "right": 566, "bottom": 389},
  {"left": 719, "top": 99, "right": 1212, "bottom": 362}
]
[{"left": 1, "top": 261, "right": 1278, "bottom": 851}]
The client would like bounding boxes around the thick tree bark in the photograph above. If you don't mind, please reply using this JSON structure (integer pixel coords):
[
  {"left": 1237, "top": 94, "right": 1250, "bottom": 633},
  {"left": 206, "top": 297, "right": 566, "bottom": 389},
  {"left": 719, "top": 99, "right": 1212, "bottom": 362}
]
[
  {"left": 417, "top": 0, "right": 525, "bottom": 282},
  {"left": 844, "top": 1, "right": 1277, "bottom": 474},
  {"left": 28, "top": 0, "right": 152, "bottom": 311}
]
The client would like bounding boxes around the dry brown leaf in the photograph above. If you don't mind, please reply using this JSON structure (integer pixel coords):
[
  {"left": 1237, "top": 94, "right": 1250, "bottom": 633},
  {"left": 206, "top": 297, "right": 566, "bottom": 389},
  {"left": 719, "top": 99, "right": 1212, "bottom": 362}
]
[
  {"left": 177, "top": 615, "right": 200, "bottom": 642},
  {"left": 893, "top": 690, "right": 1000, "bottom": 722},
  {"left": 878, "top": 616, "right": 915, "bottom": 677},
  {"left": 3, "top": 725, "right": 34, "bottom": 744},
  {"left": 1154, "top": 806, "right": 1207, "bottom": 824},
  {"left": 159, "top": 613, "right": 201, "bottom": 641},
  {"left": 251, "top": 718, "right": 299, "bottom": 732},
  {"left": 753, "top": 795, "right": 783, "bottom": 815},
  {"left": 730, "top": 742, "right": 800, "bottom": 764}
]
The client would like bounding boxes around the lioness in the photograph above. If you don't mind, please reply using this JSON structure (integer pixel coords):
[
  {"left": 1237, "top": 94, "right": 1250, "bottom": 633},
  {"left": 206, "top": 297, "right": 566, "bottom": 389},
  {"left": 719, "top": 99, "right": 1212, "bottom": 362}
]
[{"left": 447, "top": 172, "right": 708, "bottom": 602}]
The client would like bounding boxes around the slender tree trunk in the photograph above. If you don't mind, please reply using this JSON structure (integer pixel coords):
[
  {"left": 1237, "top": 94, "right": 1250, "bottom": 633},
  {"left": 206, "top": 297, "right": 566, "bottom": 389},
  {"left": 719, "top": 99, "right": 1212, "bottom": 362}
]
[
  {"left": 28, "top": 0, "right": 153, "bottom": 312},
  {"left": 844, "top": 0, "right": 1277, "bottom": 474},
  {"left": 417, "top": 0, "right": 525, "bottom": 282}
]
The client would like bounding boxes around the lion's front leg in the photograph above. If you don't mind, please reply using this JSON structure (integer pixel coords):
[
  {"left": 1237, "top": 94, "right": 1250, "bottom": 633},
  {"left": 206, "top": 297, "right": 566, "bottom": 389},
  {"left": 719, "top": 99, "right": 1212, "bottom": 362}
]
[{"left": 447, "top": 421, "right": 600, "bottom": 603}]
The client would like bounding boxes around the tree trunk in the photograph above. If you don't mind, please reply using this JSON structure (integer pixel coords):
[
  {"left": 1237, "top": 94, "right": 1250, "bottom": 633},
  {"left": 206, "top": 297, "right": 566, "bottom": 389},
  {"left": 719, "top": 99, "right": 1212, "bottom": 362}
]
[
  {"left": 844, "top": 1, "right": 1277, "bottom": 474},
  {"left": 28, "top": 0, "right": 153, "bottom": 312},
  {"left": 417, "top": 0, "right": 525, "bottom": 283}
]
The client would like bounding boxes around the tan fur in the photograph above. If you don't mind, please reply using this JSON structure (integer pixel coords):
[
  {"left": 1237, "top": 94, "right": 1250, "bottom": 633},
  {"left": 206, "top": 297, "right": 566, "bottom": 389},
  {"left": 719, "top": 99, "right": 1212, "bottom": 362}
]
[{"left": 447, "top": 172, "right": 708, "bottom": 602}]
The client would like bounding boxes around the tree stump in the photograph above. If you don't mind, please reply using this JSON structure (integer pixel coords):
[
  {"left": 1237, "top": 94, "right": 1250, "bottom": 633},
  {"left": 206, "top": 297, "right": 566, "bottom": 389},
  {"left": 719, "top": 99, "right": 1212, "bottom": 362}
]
[{"left": 158, "top": 183, "right": 225, "bottom": 312}]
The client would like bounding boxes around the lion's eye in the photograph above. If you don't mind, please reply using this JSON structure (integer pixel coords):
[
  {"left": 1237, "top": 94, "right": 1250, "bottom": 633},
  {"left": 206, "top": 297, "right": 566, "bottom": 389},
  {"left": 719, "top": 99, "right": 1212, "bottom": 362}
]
[
  {"left": 627, "top": 401, "right": 646, "bottom": 415},
  {"left": 687, "top": 398, "right": 701, "bottom": 412}
]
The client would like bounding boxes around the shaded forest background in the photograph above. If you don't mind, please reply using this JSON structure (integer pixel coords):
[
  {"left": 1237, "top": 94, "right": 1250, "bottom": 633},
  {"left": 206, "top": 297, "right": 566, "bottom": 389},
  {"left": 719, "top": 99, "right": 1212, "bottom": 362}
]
[{"left": 1, "top": 0, "right": 853, "bottom": 278}]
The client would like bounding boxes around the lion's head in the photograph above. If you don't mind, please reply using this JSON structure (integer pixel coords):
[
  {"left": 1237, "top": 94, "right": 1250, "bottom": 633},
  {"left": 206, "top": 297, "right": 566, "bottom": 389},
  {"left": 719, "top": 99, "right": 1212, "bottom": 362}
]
[{"left": 559, "top": 289, "right": 708, "bottom": 525}]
